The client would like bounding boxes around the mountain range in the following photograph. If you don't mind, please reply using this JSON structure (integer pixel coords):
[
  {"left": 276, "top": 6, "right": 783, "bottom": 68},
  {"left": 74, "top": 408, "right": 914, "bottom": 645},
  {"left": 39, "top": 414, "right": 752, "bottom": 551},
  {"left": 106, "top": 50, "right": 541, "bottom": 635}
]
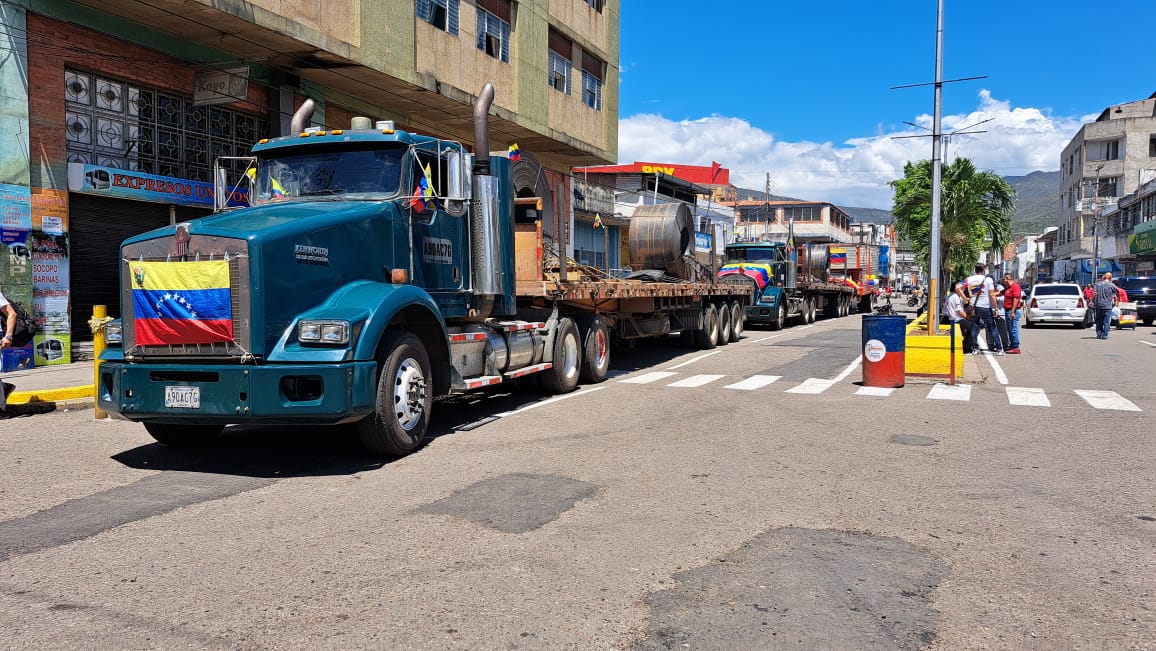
[{"left": 736, "top": 170, "right": 1061, "bottom": 237}]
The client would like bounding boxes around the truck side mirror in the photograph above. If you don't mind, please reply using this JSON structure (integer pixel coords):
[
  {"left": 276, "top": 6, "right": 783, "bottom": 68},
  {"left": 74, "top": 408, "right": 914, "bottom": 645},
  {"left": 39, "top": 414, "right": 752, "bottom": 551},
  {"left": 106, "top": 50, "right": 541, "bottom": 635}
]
[{"left": 444, "top": 149, "right": 469, "bottom": 217}]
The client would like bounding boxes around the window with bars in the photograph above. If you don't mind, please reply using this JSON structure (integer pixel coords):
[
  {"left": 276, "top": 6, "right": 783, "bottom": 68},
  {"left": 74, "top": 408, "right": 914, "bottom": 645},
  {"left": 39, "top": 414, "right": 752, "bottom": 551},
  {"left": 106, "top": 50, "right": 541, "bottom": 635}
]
[
  {"left": 548, "top": 50, "right": 571, "bottom": 95},
  {"left": 64, "top": 70, "right": 267, "bottom": 184},
  {"left": 581, "top": 70, "right": 602, "bottom": 111},
  {"left": 416, "top": 0, "right": 460, "bottom": 35},
  {"left": 584, "top": 0, "right": 604, "bottom": 12},
  {"left": 476, "top": 7, "right": 511, "bottom": 62}
]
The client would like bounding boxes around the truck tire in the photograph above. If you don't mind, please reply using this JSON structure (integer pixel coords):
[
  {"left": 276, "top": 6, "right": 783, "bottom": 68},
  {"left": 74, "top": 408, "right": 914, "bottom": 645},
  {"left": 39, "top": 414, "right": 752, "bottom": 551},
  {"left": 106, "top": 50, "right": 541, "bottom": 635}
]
[
  {"left": 769, "top": 302, "right": 786, "bottom": 331},
  {"left": 355, "top": 331, "right": 432, "bottom": 457},
  {"left": 143, "top": 423, "right": 224, "bottom": 447},
  {"left": 578, "top": 315, "right": 610, "bottom": 383},
  {"left": 541, "top": 317, "right": 581, "bottom": 394},
  {"left": 803, "top": 297, "right": 815, "bottom": 324},
  {"left": 716, "top": 302, "right": 732, "bottom": 345},
  {"left": 729, "top": 302, "right": 744, "bottom": 342},
  {"left": 693, "top": 304, "right": 719, "bottom": 349}
]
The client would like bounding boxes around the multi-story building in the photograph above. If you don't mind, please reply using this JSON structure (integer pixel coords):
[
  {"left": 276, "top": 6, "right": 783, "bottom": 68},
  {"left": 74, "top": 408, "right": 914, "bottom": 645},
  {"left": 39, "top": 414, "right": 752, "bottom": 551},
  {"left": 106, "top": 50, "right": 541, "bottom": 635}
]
[
  {"left": 1055, "top": 92, "right": 1156, "bottom": 282},
  {"left": 727, "top": 200, "right": 854, "bottom": 245},
  {"left": 0, "top": 0, "right": 618, "bottom": 365},
  {"left": 1104, "top": 178, "right": 1156, "bottom": 275}
]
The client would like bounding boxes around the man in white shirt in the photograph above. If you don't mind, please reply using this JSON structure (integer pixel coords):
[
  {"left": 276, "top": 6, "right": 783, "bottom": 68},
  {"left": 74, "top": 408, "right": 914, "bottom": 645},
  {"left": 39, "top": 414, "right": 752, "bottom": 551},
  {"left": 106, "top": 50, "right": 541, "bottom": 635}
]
[
  {"left": 964, "top": 263, "right": 1004, "bottom": 355},
  {"left": 942, "top": 280, "right": 975, "bottom": 353}
]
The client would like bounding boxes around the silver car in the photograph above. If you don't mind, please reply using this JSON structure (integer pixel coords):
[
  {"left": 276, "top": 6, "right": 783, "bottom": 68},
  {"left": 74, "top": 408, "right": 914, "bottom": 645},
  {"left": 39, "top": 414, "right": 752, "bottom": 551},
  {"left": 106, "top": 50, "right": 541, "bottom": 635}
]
[{"left": 1024, "top": 283, "right": 1088, "bottom": 328}]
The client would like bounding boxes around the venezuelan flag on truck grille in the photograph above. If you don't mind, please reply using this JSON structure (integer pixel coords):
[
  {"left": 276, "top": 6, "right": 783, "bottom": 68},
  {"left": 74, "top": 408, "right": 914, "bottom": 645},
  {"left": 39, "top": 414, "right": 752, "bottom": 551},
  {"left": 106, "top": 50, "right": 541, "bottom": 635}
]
[{"left": 130, "top": 260, "right": 233, "bottom": 345}]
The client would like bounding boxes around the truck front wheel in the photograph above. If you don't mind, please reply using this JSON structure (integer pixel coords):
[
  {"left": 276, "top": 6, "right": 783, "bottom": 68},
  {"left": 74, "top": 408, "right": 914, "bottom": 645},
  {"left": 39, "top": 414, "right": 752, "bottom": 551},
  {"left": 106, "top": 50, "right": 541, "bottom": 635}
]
[
  {"left": 541, "top": 318, "right": 581, "bottom": 394},
  {"left": 356, "top": 332, "right": 432, "bottom": 457},
  {"left": 143, "top": 423, "right": 224, "bottom": 447},
  {"left": 769, "top": 302, "right": 786, "bottom": 331}
]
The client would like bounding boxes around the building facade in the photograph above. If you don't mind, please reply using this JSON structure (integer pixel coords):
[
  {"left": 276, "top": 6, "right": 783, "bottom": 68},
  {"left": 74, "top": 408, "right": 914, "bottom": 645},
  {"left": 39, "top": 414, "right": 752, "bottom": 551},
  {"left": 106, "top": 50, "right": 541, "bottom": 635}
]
[
  {"left": 728, "top": 200, "right": 854, "bottom": 245},
  {"left": 1055, "top": 92, "right": 1156, "bottom": 283},
  {"left": 0, "top": 0, "right": 618, "bottom": 369}
]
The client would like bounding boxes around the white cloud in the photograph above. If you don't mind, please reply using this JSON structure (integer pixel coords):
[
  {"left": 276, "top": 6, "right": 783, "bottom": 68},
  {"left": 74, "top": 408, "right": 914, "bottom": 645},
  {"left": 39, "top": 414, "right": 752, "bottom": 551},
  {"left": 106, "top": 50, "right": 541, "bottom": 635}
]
[{"left": 618, "top": 90, "right": 1093, "bottom": 210}]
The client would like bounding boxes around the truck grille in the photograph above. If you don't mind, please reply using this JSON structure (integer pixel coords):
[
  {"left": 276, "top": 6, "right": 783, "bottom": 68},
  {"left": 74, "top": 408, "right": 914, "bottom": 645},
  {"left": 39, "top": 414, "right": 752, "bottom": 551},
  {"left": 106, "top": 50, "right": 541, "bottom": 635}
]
[{"left": 121, "top": 234, "right": 252, "bottom": 361}]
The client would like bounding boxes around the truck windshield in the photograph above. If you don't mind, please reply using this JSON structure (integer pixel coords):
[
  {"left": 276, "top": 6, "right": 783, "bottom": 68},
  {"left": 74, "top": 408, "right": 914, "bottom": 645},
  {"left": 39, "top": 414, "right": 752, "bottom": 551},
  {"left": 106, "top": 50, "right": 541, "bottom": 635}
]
[
  {"left": 253, "top": 143, "right": 406, "bottom": 204},
  {"left": 725, "top": 247, "right": 779, "bottom": 263}
]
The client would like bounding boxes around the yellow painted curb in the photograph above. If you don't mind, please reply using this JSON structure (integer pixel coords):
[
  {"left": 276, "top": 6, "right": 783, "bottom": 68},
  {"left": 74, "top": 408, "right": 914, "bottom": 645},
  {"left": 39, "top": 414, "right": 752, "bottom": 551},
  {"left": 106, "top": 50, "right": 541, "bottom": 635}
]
[
  {"left": 905, "top": 322, "right": 965, "bottom": 378},
  {"left": 8, "top": 384, "right": 95, "bottom": 404}
]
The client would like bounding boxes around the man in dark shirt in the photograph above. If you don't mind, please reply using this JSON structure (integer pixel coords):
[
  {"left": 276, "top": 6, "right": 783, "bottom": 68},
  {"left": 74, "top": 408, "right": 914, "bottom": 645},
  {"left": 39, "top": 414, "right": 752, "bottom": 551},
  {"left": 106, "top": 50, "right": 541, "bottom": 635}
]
[{"left": 1092, "top": 272, "right": 1119, "bottom": 340}]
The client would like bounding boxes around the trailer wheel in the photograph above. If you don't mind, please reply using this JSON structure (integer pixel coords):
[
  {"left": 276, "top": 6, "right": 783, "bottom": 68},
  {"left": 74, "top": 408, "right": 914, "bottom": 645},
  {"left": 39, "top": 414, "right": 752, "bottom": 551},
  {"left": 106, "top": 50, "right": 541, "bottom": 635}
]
[
  {"left": 729, "top": 302, "right": 744, "bottom": 342},
  {"left": 355, "top": 331, "right": 432, "bottom": 457},
  {"left": 801, "top": 297, "right": 813, "bottom": 324},
  {"left": 541, "top": 317, "right": 581, "bottom": 394},
  {"left": 578, "top": 315, "right": 610, "bottom": 383},
  {"left": 716, "top": 302, "right": 732, "bottom": 346},
  {"left": 694, "top": 304, "right": 719, "bottom": 349},
  {"left": 769, "top": 302, "right": 786, "bottom": 331},
  {"left": 143, "top": 423, "right": 224, "bottom": 447}
]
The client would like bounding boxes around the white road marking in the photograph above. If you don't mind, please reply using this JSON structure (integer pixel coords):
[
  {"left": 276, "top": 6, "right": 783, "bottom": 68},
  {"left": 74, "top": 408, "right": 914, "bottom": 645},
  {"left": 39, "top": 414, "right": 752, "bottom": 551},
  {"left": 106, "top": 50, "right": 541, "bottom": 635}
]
[
  {"left": 1139, "top": 340, "right": 1156, "bottom": 348},
  {"left": 724, "top": 375, "right": 782, "bottom": 390},
  {"left": 986, "top": 352, "right": 1009, "bottom": 385},
  {"left": 832, "top": 356, "right": 864, "bottom": 382},
  {"left": 785, "top": 378, "right": 837, "bottom": 394},
  {"left": 855, "top": 386, "right": 895, "bottom": 397},
  {"left": 749, "top": 334, "right": 783, "bottom": 344},
  {"left": 667, "top": 351, "right": 722, "bottom": 369},
  {"left": 620, "top": 371, "right": 678, "bottom": 385},
  {"left": 1006, "top": 386, "right": 1050, "bottom": 407},
  {"left": 667, "top": 374, "right": 726, "bottom": 388},
  {"left": 796, "top": 324, "right": 815, "bottom": 331},
  {"left": 493, "top": 387, "right": 605, "bottom": 417},
  {"left": 1074, "top": 390, "right": 1142, "bottom": 412},
  {"left": 927, "top": 383, "right": 971, "bottom": 401}
]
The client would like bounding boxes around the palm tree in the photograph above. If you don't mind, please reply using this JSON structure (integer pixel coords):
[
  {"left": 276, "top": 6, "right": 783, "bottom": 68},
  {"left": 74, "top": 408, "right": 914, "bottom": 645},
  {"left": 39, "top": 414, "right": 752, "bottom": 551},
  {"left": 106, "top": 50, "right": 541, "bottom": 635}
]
[{"left": 890, "top": 157, "right": 1015, "bottom": 286}]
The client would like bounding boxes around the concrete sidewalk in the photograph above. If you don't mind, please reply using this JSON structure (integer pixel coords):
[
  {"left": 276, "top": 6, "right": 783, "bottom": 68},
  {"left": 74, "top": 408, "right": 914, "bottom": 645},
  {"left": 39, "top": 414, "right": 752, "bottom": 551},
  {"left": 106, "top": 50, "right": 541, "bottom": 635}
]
[{"left": 4, "top": 360, "right": 97, "bottom": 411}]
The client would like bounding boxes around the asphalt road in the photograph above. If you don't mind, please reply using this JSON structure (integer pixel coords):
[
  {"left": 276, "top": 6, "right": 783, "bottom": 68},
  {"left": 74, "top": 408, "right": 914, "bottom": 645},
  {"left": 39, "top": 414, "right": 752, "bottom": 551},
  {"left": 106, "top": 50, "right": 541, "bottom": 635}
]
[{"left": 1, "top": 310, "right": 1154, "bottom": 649}]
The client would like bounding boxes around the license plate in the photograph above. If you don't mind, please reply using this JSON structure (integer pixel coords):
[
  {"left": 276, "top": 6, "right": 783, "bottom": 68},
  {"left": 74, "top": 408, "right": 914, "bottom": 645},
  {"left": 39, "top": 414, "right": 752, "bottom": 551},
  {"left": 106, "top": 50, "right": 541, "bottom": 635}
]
[{"left": 164, "top": 386, "right": 200, "bottom": 409}]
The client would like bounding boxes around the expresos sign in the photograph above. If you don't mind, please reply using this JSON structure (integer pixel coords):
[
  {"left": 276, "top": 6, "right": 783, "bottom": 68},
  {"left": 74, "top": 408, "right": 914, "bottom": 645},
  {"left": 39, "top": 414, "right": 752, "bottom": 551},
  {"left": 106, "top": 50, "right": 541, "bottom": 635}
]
[{"left": 67, "top": 163, "right": 214, "bottom": 207}]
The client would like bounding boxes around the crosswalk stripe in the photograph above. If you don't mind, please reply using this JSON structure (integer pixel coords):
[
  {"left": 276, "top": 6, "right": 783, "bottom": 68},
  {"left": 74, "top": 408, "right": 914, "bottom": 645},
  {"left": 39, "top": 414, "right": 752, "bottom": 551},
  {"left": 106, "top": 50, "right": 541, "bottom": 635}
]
[
  {"left": 1074, "top": 390, "right": 1141, "bottom": 411},
  {"left": 1006, "top": 387, "right": 1050, "bottom": 407},
  {"left": 668, "top": 374, "right": 726, "bottom": 388},
  {"left": 855, "top": 386, "right": 895, "bottom": 397},
  {"left": 785, "top": 378, "right": 837, "bottom": 394},
  {"left": 927, "top": 383, "right": 971, "bottom": 401},
  {"left": 620, "top": 371, "right": 678, "bottom": 385},
  {"left": 723, "top": 375, "right": 782, "bottom": 390}
]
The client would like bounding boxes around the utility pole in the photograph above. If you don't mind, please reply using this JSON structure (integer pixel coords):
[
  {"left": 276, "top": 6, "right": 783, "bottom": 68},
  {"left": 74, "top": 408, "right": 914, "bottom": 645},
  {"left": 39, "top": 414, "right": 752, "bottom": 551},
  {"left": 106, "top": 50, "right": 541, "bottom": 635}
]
[{"left": 927, "top": 0, "right": 945, "bottom": 332}]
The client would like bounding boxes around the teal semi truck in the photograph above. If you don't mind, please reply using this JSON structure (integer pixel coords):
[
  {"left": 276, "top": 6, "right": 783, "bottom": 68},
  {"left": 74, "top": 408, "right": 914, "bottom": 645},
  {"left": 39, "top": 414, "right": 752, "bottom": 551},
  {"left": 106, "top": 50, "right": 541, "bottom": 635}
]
[
  {"left": 720, "top": 242, "right": 888, "bottom": 330},
  {"left": 98, "top": 85, "right": 750, "bottom": 456}
]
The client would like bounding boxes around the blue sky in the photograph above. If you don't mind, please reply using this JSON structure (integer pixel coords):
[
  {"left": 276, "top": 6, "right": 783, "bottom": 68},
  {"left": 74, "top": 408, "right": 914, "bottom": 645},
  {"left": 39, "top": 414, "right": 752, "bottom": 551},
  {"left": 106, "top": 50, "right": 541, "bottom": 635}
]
[{"left": 616, "top": 1, "right": 1156, "bottom": 209}]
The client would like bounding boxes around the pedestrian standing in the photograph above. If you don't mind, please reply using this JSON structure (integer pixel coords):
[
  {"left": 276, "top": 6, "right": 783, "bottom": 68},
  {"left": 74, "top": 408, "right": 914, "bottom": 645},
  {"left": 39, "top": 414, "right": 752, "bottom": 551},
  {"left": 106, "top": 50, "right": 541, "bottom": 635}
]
[
  {"left": 1092, "top": 272, "right": 1119, "bottom": 340},
  {"left": 965, "top": 263, "right": 1004, "bottom": 355},
  {"left": 0, "top": 288, "right": 18, "bottom": 417},
  {"left": 943, "top": 281, "right": 975, "bottom": 354},
  {"left": 1001, "top": 273, "right": 1023, "bottom": 353}
]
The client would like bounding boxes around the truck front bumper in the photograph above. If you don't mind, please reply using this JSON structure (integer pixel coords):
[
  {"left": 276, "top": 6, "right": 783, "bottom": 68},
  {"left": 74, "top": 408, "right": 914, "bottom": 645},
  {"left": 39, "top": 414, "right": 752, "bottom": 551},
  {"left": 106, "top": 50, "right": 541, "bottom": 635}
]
[
  {"left": 97, "top": 360, "right": 379, "bottom": 424},
  {"left": 746, "top": 304, "right": 779, "bottom": 324}
]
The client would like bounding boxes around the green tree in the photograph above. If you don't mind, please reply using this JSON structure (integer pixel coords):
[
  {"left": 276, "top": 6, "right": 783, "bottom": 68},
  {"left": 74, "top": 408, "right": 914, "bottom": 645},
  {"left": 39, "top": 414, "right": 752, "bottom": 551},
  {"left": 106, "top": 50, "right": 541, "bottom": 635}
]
[{"left": 890, "top": 157, "right": 1015, "bottom": 285}]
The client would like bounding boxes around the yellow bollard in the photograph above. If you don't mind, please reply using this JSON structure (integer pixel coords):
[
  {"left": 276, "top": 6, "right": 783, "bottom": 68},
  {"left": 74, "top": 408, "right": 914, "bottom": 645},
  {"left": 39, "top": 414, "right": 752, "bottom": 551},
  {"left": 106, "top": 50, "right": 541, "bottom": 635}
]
[{"left": 93, "top": 305, "right": 107, "bottom": 419}]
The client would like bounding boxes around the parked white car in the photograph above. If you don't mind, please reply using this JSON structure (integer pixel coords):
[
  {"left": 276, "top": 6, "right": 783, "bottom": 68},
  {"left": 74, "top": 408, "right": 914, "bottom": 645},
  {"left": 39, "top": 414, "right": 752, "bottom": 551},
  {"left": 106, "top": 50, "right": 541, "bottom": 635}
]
[{"left": 1024, "top": 283, "right": 1088, "bottom": 328}]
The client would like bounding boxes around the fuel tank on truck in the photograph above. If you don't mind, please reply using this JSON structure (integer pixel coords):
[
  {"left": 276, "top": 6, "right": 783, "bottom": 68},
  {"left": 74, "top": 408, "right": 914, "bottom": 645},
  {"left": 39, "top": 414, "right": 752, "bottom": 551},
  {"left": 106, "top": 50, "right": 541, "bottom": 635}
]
[{"left": 628, "top": 202, "right": 695, "bottom": 279}]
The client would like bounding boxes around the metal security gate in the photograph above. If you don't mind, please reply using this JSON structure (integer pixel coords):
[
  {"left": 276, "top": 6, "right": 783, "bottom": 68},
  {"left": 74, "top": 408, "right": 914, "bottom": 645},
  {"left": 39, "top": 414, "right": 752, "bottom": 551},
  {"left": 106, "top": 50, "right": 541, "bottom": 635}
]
[{"left": 68, "top": 194, "right": 209, "bottom": 340}]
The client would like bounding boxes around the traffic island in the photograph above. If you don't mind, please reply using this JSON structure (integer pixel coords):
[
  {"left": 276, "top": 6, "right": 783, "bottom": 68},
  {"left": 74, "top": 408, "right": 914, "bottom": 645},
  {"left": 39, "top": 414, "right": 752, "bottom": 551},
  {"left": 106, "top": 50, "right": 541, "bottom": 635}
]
[{"left": 904, "top": 315, "right": 964, "bottom": 380}]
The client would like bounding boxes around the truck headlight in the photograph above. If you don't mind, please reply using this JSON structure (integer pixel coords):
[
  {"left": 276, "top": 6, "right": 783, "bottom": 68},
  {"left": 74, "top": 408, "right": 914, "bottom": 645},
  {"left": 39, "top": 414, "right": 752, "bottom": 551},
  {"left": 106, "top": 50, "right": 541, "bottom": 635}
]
[
  {"left": 298, "top": 320, "right": 350, "bottom": 345},
  {"left": 104, "top": 320, "right": 123, "bottom": 344}
]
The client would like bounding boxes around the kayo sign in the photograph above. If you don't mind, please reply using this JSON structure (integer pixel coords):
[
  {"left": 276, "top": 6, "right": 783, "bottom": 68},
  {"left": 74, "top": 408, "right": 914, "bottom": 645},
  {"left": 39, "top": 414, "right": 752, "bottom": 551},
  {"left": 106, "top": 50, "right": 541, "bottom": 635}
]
[
  {"left": 67, "top": 163, "right": 214, "bottom": 207},
  {"left": 193, "top": 66, "right": 250, "bottom": 106}
]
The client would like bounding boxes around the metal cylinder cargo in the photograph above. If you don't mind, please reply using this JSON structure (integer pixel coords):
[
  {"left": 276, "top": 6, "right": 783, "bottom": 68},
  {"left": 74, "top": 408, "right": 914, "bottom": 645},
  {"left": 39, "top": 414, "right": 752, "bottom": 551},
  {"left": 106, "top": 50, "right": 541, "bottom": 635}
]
[{"left": 627, "top": 202, "right": 694, "bottom": 278}]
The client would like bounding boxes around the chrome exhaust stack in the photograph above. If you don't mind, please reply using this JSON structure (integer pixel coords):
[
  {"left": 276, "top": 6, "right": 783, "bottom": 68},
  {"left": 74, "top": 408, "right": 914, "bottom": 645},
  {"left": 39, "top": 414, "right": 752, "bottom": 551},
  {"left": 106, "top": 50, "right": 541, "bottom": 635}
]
[
  {"left": 470, "top": 83, "right": 501, "bottom": 317},
  {"left": 289, "top": 99, "right": 315, "bottom": 133}
]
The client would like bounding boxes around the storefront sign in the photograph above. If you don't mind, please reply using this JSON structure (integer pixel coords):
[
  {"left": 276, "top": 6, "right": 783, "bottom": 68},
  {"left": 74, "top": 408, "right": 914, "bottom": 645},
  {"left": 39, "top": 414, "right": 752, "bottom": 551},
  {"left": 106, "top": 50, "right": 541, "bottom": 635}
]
[
  {"left": 67, "top": 163, "right": 214, "bottom": 207},
  {"left": 695, "top": 231, "right": 712, "bottom": 252},
  {"left": 1130, "top": 225, "right": 1156, "bottom": 255},
  {"left": 193, "top": 66, "right": 250, "bottom": 106},
  {"left": 1, "top": 183, "right": 32, "bottom": 230}
]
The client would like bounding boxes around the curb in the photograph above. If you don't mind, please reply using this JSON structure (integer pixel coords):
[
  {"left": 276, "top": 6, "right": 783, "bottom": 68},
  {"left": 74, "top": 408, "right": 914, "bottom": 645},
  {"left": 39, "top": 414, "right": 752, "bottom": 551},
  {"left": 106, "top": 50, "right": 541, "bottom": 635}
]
[{"left": 8, "top": 384, "right": 95, "bottom": 405}]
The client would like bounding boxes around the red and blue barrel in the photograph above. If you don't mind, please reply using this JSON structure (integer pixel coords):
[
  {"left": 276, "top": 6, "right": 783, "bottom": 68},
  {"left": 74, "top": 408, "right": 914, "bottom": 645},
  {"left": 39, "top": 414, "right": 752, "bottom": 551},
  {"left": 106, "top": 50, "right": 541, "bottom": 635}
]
[{"left": 861, "top": 315, "right": 906, "bottom": 387}]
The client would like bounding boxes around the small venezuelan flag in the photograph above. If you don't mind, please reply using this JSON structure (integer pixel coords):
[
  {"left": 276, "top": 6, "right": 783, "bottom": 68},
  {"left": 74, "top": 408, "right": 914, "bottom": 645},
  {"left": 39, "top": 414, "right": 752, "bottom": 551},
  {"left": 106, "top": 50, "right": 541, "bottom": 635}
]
[
  {"left": 593, "top": 213, "right": 604, "bottom": 229},
  {"left": 131, "top": 261, "right": 234, "bottom": 345},
  {"left": 508, "top": 143, "right": 521, "bottom": 162},
  {"left": 829, "top": 247, "right": 847, "bottom": 264}
]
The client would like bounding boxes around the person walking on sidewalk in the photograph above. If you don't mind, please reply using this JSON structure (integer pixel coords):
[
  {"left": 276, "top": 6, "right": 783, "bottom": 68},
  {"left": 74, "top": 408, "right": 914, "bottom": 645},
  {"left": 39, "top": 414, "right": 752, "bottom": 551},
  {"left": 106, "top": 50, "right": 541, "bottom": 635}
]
[
  {"left": 944, "top": 281, "right": 975, "bottom": 353},
  {"left": 1093, "top": 272, "right": 1119, "bottom": 340},
  {"left": 965, "top": 263, "right": 1004, "bottom": 355},
  {"left": 1001, "top": 273, "right": 1023, "bottom": 353},
  {"left": 0, "top": 288, "right": 18, "bottom": 417}
]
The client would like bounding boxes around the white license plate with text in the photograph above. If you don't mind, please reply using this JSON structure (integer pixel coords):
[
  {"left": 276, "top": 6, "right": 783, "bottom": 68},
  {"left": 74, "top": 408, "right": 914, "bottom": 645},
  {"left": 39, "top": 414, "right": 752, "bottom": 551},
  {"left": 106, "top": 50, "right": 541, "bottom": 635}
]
[{"left": 164, "top": 386, "right": 201, "bottom": 409}]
